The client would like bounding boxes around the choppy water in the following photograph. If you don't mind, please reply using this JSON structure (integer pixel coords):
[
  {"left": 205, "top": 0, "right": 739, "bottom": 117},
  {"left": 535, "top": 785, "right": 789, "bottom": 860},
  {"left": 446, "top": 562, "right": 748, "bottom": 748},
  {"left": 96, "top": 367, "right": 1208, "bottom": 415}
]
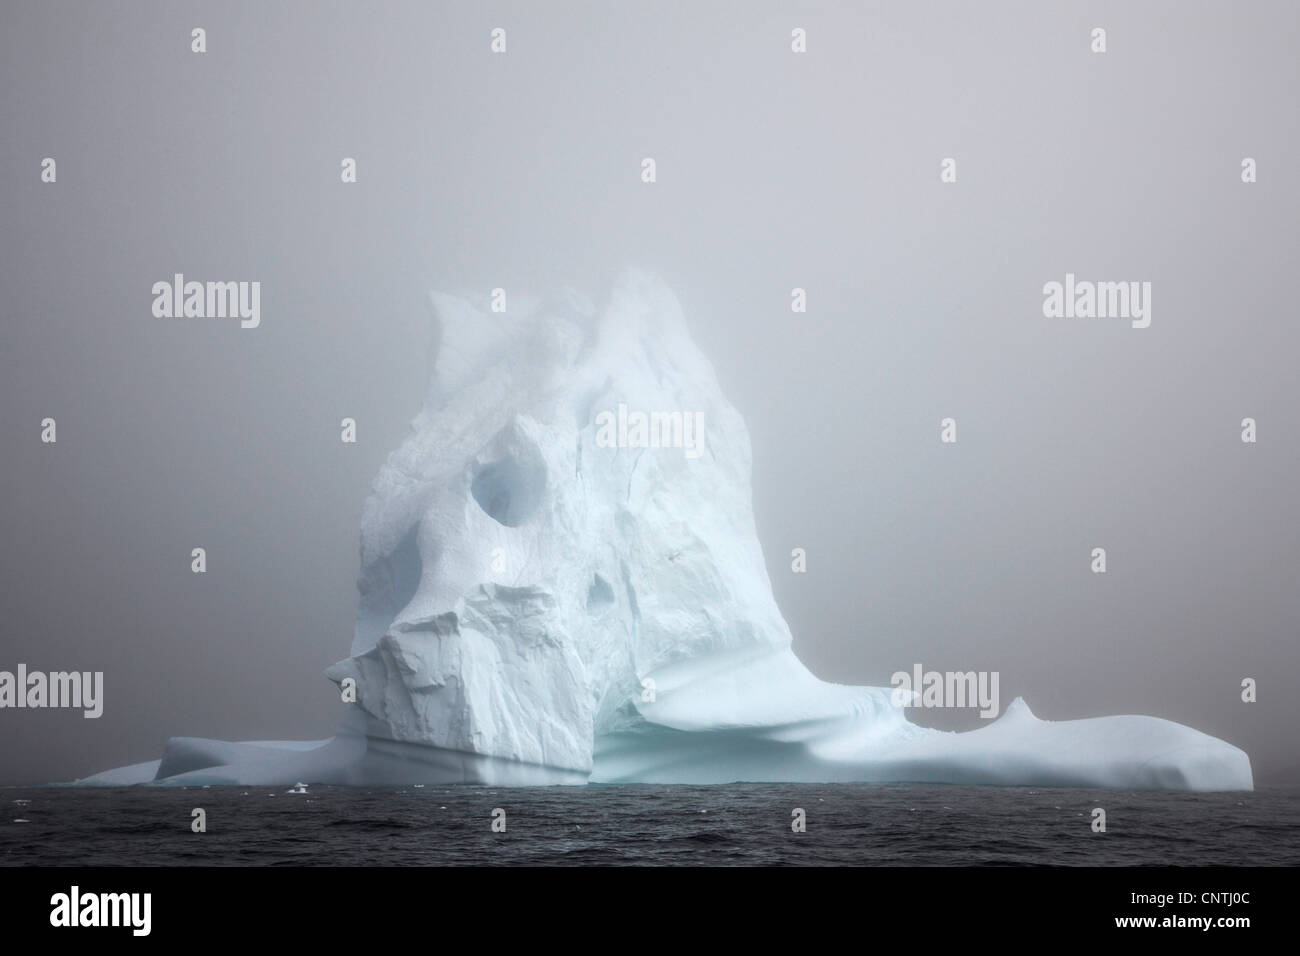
[{"left": 2, "top": 784, "right": 1295, "bottom": 866}]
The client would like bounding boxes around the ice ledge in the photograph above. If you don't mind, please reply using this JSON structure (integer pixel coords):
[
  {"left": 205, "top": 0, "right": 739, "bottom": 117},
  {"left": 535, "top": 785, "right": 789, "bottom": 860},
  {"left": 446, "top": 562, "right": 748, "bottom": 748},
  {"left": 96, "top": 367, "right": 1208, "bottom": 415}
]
[{"left": 72, "top": 694, "right": 1252, "bottom": 792}]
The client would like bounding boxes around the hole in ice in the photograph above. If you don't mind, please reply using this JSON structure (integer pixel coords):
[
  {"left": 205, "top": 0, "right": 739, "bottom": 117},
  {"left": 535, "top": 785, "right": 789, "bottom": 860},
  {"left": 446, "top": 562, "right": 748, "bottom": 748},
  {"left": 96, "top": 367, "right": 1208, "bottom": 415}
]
[
  {"left": 389, "top": 525, "right": 422, "bottom": 611},
  {"left": 471, "top": 454, "right": 545, "bottom": 527},
  {"left": 355, "top": 524, "right": 424, "bottom": 651},
  {"left": 586, "top": 573, "right": 615, "bottom": 611}
]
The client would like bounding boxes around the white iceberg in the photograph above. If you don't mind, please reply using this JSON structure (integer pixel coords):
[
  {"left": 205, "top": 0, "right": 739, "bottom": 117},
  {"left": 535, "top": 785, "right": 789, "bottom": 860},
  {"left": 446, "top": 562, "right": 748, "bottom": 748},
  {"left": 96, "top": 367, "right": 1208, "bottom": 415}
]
[{"left": 78, "top": 270, "right": 1252, "bottom": 791}]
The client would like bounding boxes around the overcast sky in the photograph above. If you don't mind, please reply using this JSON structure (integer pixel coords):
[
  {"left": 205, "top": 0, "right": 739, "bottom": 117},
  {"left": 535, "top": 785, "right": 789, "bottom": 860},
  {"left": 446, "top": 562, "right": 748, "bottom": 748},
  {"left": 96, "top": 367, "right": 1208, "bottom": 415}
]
[{"left": 2, "top": 0, "right": 1297, "bottom": 786}]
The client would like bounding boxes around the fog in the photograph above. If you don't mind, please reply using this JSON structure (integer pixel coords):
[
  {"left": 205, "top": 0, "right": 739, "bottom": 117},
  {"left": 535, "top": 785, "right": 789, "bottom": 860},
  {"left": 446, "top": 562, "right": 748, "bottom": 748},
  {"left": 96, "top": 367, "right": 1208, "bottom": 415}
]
[{"left": 1, "top": 1, "right": 1296, "bottom": 785}]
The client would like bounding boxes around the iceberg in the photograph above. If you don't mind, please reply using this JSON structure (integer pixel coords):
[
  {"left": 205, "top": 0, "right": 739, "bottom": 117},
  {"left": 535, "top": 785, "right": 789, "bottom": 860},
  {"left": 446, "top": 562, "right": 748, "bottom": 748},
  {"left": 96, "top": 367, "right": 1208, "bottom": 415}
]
[{"left": 78, "top": 270, "right": 1252, "bottom": 791}]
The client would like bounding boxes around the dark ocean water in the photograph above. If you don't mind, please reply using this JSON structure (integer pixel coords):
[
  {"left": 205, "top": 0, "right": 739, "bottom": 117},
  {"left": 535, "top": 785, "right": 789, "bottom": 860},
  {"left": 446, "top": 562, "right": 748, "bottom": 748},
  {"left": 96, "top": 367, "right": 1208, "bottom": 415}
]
[{"left": 2, "top": 784, "right": 1296, "bottom": 866}]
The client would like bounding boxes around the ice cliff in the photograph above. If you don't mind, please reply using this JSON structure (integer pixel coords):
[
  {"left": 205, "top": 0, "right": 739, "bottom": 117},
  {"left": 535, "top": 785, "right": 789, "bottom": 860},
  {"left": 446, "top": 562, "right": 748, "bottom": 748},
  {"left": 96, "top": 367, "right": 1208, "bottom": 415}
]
[{"left": 79, "top": 270, "right": 1253, "bottom": 791}]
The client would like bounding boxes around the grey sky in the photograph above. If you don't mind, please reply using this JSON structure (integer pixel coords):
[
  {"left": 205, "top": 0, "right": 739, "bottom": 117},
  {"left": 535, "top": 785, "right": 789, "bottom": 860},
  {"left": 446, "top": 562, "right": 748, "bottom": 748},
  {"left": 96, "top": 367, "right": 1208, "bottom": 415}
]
[{"left": 1, "top": 1, "right": 1297, "bottom": 786}]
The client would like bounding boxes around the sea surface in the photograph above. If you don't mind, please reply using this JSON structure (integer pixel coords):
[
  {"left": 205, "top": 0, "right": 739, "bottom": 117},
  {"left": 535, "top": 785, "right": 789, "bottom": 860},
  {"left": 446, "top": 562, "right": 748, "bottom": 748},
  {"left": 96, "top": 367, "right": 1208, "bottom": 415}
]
[{"left": 2, "top": 784, "right": 1296, "bottom": 866}]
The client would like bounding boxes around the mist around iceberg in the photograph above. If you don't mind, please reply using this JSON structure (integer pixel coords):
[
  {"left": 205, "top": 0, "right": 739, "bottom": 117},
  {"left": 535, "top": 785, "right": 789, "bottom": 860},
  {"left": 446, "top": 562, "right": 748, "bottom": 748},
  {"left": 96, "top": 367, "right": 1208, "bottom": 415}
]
[{"left": 78, "top": 272, "right": 1252, "bottom": 792}]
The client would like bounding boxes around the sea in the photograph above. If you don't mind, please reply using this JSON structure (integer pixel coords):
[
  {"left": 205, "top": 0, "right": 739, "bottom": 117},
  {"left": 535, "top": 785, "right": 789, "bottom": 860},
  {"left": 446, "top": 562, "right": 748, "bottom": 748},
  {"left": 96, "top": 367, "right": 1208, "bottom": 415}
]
[{"left": 2, "top": 783, "right": 1296, "bottom": 866}]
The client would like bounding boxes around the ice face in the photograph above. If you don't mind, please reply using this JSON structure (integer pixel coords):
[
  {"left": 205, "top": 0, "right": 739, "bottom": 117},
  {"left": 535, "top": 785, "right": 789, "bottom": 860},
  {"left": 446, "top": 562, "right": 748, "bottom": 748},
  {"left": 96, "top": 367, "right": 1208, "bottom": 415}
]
[{"left": 78, "top": 270, "right": 1253, "bottom": 791}]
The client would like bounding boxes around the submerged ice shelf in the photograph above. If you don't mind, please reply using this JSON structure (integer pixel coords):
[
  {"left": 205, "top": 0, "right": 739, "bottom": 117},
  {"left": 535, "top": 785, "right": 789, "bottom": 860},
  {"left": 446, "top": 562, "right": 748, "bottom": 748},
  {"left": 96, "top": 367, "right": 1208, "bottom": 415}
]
[{"left": 80, "top": 271, "right": 1252, "bottom": 791}]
